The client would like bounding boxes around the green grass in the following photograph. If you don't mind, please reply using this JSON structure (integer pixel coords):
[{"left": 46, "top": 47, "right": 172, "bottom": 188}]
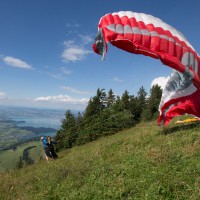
[
  {"left": 1, "top": 120, "right": 200, "bottom": 199},
  {"left": 0, "top": 121, "right": 34, "bottom": 149},
  {"left": 0, "top": 141, "right": 44, "bottom": 172}
]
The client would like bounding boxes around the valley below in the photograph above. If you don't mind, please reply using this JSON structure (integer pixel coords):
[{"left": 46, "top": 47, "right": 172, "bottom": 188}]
[{"left": 0, "top": 106, "right": 66, "bottom": 171}]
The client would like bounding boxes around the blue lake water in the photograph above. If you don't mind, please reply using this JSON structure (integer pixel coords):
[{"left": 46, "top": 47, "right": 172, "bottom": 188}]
[
  {"left": 16, "top": 116, "right": 63, "bottom": 129},
  {"left": 0, "top": 106, "right": 66, "bottom": 136},
  {"left": 16, "top": 116, "right": 62, "bottom": 136}
]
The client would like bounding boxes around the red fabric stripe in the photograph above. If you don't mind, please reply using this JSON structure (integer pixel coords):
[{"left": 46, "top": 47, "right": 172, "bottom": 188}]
[
  {"left": 158, "top": 90, "right": 200, "bottom": 125},
  {"left": 99, "top": 14, "right": 193, "bottom": 52},
  {"left": 96, "top": 12, "right": 200, "bottom": 126}
]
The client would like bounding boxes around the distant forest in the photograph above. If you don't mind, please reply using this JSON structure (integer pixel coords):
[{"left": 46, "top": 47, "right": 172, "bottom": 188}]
[{"left": 55, "top": 85, "right": 162, "bottom": 150}]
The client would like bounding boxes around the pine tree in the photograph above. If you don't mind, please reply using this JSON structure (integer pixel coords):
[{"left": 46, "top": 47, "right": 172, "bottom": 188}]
[
  {"left": 25, "top": 157, "right": 34, "bottom": 165},
  {"left": 129, "top": 94, "right": 137, "bottom": 120},
  {"left": 148, "top": 84, "right": 162, "bottom": 117},
  {"left": 84, "top": 88, "right": 106, "bottom": 118},
  {"left": 112, "top": 96, "right": 123, "bottom": 112},
  {"left": 56, "top": 110, "right": 77, "bottom": 148},
  {"left": 16, "top": 156, "right": 24, "bottom": 169},
  {"left": 142, "top": 84, "right": 162, "bottom": 121},
  {"left": 121, "top": 90, "right": 130, "bottom": 110},
  {"left": 134, "top": 86, "right": 147, "bottom": 121},
  {"left": 106, "top": 89, "right": 115, "bottom": 107}
]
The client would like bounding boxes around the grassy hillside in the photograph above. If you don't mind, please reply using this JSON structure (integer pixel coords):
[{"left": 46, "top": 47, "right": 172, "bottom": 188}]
[
  {"left": 0, "top": 141, "right": 44, "bottom": 172},
  {"left": 0, "top": 120, "right": 34, "bottom": 150},
  {"left": 1, "top": 120, "right": 200, "bottom": 199}
]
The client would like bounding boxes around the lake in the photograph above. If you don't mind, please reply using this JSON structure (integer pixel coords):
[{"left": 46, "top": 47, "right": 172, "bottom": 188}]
[{"left": 0, "top": 106, "right": 66, "bottom": 136}]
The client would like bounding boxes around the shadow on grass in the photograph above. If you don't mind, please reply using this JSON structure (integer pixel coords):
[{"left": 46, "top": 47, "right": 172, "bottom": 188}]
[{"left": 160, "top": 122, "right": 200, "bottom": 135}]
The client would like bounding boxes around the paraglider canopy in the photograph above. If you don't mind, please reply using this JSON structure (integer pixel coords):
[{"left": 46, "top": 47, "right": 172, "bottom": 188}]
[
  {"left": 93, "top": 29, "right": 107, "bottom": 60},
  {"left": 93, "top": 11, "right": 200, "bottom": 125}
]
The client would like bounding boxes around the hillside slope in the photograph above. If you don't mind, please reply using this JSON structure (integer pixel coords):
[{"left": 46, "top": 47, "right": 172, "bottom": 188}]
[
  {"left": 0, "top": 141, "right": 44, "bottom": 172},
  {"left": 1, "top": 121, "right": 200, "bottom": 199}
]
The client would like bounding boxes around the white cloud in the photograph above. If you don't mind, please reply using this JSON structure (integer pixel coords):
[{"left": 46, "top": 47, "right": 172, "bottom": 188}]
[
  {"left": 3, "top": 56, "right": 32, "bottom": 69},
  {"left": 63, "top": 40, "right": 74, "bottom": 47},
  {"left": 47, "top": 72, "right": 63, "bottom": 79},
  {"left": 61, "top": 86, "right": 91, "bottom": 95},
  {"left": 62, "top": 46, "right": 92, "bottom": 62},
  {"left": 79, "top": 34, "right": 93, "bottom": 44},
  {"left": 62, "top": 37, "right": 92, "bottom": 62},
  {"left": 34, "top": 95, "right": 89, "bottom": 104},
  {"left": 0, "top": 92, "right": 7, "bottom": 99},
  {"left": 0, "top": 95, "right": 87, "bottom": 110},
  {"left": 65, "top": 22, "right": 80, "bottom": 28},
  {"left": 60, "top": 67, "right": 72, "bottom": 75},
  {"left": 44, "top": 66, "right": 72, "bottom": 79},
  {"left": 151, "top": 76, "right": 169, "bottom": 90},
  {"left": 113, "top": 77, "right": 123, "bottom": 82}
]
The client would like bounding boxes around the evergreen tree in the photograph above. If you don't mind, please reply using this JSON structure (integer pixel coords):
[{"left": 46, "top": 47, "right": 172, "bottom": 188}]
[
  {"left": 55, "top": 129, "right": 66, "bottom": 150},
  {"left": 16, "top": 156, "right": 24, "bottom": 169},
  {"left": 121, "top": 90, "right": 130, "bottom": 110},
  {"left": 137, "top": 86, "right": 147, "bottom": 107},
  {"left": 148, "top": 84, "right": 162, "bottom": 117},
  {"left": 25, "top": 157, "right": 34, "bottom": 165},
  {"left": 76, "top": 112, "right": 84, "bottom": 131},
  {"left": 142, "top": 84, "right": 162, "bottom": 121},
  {"left": 129, "top": 94, "right": 137, "bottom": 119},
  {"left": 55, "top": 87, "right": 152, "bottom": 149},
  {"left": 112, "top": 96, "right": 123, "bottom": 112},
  {"left": 84, "top": 88, "right": 106, "bottom": 119},
  {"left": 106, "top": 89, "right": 115, "bottom": 107},
  {"left": 55, "top": 110, "right": 77, "bottom": 148},
  {"left": 134, "top": 86, "right": 147, "bottom": 121}
]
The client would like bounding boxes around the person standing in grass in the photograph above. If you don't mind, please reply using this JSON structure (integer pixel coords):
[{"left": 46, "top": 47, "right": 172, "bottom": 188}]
[
  {"left": 41, "top": 136, "right": 49, "bottom": 162},
  {"left": 47, "top": 136, "right": 58, "bottom": 159},
  {"left": 41, "top": 136, "right": 58, "bottom": 162}
]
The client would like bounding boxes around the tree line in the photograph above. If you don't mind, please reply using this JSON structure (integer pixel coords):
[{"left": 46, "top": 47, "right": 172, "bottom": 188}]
[
  {"left": 55, "top": 85, "right": 162, "bottom": 151},
  {"left": 16, "top": 146, "right": 36, "bottom": 169}
]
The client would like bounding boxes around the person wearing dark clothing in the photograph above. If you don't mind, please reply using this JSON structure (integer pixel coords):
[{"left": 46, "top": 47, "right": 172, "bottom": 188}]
[
  {"left": 47, "top": 136, "right": 58, "bottom": 159},
  {"left": 41, "top": 136, "right": 58, "bottom": 162}
]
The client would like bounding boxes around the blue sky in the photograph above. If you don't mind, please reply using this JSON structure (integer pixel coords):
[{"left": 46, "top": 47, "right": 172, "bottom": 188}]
[{"left": 0, "top": 0, "right": 199, "bottom": 111}]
